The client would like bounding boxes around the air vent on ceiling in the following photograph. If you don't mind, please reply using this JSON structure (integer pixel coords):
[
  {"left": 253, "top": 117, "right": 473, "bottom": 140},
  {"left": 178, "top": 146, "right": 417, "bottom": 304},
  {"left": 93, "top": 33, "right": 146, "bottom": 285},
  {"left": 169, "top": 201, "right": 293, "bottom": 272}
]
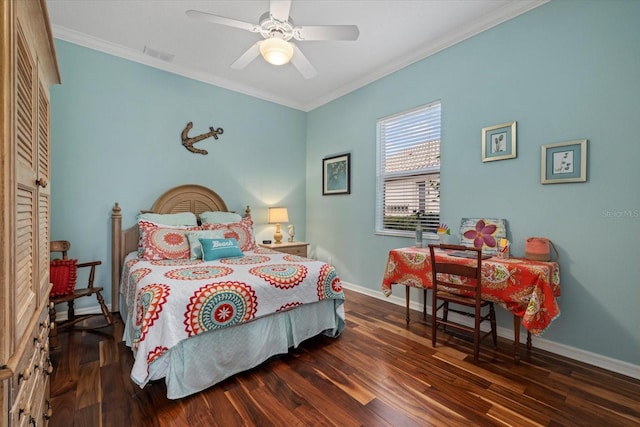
[{"left": 143, "top": 46, "right": 175, "bottom": 63}]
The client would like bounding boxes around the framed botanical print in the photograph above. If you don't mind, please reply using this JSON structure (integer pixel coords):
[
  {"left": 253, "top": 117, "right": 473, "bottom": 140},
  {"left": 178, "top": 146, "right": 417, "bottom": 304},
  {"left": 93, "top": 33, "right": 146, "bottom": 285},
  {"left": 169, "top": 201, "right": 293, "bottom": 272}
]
[
  {"left": 482, "top": 121, "right": 517, "bottom": 162},
  {"left": 541, "top": 139, "right": 588, "bottom": 184}
]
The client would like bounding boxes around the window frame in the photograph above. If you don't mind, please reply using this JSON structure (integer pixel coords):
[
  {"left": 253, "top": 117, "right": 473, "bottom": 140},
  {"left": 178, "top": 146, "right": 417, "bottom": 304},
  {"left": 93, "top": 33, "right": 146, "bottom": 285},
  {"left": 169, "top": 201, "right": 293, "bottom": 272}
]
[{"left": 375, "top": 101, "right": 442, "bottom": 237}]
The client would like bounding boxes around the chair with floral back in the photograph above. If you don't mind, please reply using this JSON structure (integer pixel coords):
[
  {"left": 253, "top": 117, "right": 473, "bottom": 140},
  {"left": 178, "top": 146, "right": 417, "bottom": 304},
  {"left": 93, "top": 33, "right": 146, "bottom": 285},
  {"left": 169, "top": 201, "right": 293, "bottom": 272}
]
[{"left": 459, "top": 218, "right": 507, "bottom": 255}]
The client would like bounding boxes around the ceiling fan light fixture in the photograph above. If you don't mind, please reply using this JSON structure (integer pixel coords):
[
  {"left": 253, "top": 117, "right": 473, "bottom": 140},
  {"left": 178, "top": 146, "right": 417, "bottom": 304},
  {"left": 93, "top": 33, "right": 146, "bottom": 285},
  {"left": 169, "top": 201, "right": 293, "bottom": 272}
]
[{"left": 260, "top": 37, "right": 294, "bottom": 66}]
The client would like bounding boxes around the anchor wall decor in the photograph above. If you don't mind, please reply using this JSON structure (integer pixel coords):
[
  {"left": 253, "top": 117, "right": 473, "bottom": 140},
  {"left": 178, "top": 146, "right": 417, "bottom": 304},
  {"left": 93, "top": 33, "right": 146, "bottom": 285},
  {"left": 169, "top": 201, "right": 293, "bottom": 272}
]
[{"left": 181, "top": 121, "right": 224, "bottom": 155}]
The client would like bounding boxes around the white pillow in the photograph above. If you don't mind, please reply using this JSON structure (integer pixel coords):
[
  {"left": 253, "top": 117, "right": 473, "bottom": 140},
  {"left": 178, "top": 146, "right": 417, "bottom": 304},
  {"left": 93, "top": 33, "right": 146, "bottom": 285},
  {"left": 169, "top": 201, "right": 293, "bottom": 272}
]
[
  {"left": 137, "top": 212, "right": 198, "bottom": 226},
  {"left": 199, "top": 211, "right": 242, "bottom": 225},
  {"left": 187, "top": 230, "right": 225, "bottom": 260}
]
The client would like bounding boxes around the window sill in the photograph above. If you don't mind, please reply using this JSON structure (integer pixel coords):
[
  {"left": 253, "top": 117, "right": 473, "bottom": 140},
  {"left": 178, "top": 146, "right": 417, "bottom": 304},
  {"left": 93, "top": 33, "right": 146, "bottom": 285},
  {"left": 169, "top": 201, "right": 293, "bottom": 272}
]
[{"left": 376, "top": 230, "right": 440, "bottom": 240}]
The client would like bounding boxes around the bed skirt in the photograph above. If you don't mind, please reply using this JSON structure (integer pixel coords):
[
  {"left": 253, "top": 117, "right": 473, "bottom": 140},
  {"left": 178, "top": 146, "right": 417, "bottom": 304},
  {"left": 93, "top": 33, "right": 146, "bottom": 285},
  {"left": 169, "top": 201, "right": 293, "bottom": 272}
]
[{"left": 121, "top": 296, "right": 345, "bottom": 399}]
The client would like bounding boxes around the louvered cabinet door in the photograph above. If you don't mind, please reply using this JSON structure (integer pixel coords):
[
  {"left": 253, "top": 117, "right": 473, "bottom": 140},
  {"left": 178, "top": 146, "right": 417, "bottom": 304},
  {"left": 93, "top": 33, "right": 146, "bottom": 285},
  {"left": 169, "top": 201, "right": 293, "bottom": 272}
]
[
  {"left": 36, "top": 80, "right": 51, "bottom": 301},
  {"left": 2, "top": 1, "right": 59, "bottom": 425},
  {"left": 14, "top": 20, "right": 38, "bottom": 343}
]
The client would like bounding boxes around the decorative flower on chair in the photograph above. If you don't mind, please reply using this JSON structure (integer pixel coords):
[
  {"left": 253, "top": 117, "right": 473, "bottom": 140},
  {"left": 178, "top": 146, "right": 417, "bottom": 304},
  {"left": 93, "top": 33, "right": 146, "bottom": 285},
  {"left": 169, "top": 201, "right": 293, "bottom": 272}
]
[{"left": 463, "top": 219, "right": 497, "bottom": 249}]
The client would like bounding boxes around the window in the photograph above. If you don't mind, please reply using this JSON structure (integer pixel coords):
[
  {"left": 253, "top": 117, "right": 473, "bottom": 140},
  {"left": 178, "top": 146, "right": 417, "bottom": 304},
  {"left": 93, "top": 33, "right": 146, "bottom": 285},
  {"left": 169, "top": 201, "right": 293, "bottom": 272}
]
[{"left": 376, "top": 101, "right": 441, "bottom": 236}]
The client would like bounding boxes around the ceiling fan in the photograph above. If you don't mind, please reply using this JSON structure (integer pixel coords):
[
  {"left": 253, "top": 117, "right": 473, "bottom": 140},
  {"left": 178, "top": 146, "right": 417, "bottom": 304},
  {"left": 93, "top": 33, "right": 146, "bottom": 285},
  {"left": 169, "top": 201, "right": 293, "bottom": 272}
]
[{"left": 186, "top": 0, "right": 359, "bottom": 79}]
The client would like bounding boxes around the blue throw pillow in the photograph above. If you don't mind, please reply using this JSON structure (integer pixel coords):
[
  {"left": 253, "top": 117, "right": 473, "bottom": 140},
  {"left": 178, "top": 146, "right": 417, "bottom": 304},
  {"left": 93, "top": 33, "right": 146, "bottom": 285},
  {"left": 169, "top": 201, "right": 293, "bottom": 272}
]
[
  {"left": 199, "top": 238, "right": 244, "bottom": 261},
  {"left": 187, "top": 230, "right": 225, "bottom": 260}
]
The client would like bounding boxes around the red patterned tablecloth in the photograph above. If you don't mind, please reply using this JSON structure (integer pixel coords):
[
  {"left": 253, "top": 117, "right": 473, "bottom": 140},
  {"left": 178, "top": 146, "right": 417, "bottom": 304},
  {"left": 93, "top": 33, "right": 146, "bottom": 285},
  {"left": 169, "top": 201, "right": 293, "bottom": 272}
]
[{"left": 382, "top": 247, "right": 561, "bottom": 335}]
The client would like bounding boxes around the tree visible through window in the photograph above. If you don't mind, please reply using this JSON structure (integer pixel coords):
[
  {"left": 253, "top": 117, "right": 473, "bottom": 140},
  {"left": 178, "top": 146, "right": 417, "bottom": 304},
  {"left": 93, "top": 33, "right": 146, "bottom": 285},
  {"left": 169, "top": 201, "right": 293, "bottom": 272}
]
[{"left": 376, "top": 101, "right": 441, "bottom": 235}]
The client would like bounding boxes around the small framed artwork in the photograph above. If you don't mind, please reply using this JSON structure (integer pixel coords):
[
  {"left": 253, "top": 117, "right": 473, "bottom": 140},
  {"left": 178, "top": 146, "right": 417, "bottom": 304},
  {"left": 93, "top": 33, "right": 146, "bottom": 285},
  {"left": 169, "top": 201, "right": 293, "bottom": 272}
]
[
  {"left": 482, "top": 121, "right": 517, "bottom": 162},
  {"left": 541, "top": 139, "right": 588, "bottom": 184},
  {"left": 322, "top": 153, "right": 351, "bottom": 195}
]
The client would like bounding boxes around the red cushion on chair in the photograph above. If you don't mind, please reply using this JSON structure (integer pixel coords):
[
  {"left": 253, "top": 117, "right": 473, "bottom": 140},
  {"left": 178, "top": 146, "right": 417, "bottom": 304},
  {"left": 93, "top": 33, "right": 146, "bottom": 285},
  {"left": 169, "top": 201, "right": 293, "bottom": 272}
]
[{"left": 50, "top": 259, "right": 77, "bottom": 297}]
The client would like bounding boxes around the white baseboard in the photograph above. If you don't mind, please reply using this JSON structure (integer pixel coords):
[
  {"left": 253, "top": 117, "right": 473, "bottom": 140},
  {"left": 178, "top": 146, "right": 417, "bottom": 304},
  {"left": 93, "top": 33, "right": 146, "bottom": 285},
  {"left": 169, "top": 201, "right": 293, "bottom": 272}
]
[
  {"left": 54, "top": 285, "right": 640, "bottom": 380},
  {"left": 341, "top": 281, "right": 640, "bottom": 380},
  {"left": 52, "top": 303, "right": 113, "bottom": 322}
]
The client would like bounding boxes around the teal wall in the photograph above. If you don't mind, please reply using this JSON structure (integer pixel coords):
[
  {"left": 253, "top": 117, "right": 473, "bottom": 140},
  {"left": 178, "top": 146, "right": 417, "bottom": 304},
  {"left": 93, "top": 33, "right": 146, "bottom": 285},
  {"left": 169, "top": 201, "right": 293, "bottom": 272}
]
[
  {"left": 51, "top": 0, "right": 640, "bottom": 367},
  {"left": 306, "top": 0, "right": 640, "bottom": 365},
  {"left": 50, "top": 41, "right": 307, "bottom": 310}
]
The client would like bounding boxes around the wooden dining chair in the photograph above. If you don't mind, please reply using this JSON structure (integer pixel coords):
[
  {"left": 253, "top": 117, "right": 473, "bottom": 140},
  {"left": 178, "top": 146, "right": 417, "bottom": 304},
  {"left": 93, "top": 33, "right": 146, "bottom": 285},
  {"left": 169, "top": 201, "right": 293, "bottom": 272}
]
[
  {"left": 428, "top": 244, "right": 497, "bottom": 361},
  {"left": 49, "top": 240, "right": 112, "bottom": 341}
]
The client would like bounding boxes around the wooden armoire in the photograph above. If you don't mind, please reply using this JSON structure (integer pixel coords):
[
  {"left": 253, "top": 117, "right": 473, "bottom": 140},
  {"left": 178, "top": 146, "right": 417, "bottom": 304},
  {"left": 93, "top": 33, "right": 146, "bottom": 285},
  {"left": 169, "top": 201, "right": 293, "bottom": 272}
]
[{"left": 1, "top": 0, "right": 61, "bottom": 425}]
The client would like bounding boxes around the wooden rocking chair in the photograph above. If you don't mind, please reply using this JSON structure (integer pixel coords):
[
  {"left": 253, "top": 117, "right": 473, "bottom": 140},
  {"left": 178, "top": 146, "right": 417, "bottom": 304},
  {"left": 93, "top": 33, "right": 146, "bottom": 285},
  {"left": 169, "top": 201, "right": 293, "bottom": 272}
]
[{"left": 49, "top": 240, "right": 112, "bottom": 345}]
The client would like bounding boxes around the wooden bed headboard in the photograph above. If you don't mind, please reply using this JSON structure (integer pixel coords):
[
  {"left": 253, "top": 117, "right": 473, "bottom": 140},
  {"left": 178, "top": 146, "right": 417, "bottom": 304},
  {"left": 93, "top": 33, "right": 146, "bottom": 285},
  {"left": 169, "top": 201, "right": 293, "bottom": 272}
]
[{"left": 110, "top": 184, "right": 250, "bottom": 313}]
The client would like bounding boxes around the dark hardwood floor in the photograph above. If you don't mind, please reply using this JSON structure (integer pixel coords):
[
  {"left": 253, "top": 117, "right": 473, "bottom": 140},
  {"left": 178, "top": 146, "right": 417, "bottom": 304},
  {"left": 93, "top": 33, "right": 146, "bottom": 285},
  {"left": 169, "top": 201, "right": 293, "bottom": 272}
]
[{"left": 49, "top": 289, "right": 640, "bottom": 427}]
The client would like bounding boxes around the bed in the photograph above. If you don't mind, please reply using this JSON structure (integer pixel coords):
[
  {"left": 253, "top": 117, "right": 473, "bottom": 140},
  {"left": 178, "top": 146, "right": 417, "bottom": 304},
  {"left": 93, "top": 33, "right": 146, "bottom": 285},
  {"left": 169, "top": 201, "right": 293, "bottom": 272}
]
[{"left": 110, "top": 184, "right": 345, "bottom": 399}]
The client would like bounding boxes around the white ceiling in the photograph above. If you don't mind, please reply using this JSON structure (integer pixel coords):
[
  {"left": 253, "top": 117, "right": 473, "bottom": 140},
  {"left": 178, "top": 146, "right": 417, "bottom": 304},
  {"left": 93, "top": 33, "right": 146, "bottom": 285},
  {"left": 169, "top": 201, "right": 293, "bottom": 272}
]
[{"left": 46, "top": 0, "right": 548, "bottom": 112}]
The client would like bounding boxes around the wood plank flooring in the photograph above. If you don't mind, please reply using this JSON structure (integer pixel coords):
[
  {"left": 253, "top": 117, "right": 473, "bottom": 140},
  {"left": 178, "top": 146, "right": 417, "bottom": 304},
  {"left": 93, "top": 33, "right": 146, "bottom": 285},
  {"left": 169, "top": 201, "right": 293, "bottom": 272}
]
[{"left": 49, "top": 289, "right": 640, "bottom": 426}]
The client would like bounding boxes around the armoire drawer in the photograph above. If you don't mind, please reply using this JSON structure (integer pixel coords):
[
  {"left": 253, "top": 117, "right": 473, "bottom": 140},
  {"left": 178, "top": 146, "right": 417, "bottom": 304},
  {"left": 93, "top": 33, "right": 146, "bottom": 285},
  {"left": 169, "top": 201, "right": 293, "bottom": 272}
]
[
  {"left": 9, "top": 305, "right": 51, "bottom": 425},
  {"left": 10, "top": 367, "right": 50, "bottom": 427}
]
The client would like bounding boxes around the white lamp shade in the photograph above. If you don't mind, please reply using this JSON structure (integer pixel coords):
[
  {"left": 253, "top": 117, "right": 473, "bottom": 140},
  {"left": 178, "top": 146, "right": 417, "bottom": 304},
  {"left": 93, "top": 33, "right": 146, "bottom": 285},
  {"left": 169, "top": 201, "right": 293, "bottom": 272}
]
[
  {"left": 260, "top": 37, "right": 294, "bottom": 66},
  {"left": 268, "top": 207, "right": 289, "bottom": 224}
]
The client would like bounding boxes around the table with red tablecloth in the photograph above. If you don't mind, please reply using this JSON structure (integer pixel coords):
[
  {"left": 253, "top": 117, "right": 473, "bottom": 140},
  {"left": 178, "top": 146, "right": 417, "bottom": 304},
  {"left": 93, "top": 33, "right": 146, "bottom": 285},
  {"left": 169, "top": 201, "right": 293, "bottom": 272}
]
[{"left": 382, "top": 247, "right": 561, "bottom": 356}]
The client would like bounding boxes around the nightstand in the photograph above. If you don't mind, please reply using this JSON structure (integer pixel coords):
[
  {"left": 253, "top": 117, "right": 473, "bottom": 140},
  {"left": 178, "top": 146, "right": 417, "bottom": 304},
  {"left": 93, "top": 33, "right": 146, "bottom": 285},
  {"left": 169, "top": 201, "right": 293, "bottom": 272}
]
[{"left": 259, "top": 241, "right": 309, "bottom": 257}]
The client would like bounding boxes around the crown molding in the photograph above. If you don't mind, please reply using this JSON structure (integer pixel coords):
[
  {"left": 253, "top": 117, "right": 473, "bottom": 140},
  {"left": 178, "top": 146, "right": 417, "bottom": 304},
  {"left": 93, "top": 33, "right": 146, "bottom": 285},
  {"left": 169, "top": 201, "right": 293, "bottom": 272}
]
[
  {"left": 51, "top": 24, "right": 307, "bottom": 111},
  {"left": 51, "top": 0, "right": 549, "bottom": 112},
  {"left": 304, "top": 0, "right": 550, "bottom": 111}
]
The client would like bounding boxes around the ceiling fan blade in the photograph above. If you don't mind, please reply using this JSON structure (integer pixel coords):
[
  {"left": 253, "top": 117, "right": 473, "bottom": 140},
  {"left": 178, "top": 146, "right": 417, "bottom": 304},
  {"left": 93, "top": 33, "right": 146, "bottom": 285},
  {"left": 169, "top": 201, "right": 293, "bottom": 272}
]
[
  {"left": 186, "top": 9, "right": 259, "bottom": 33},
  {"left": 231, "top": 42, "right": 261, "bottom": 69},
  {"left": 290, "top": 45, "right": 317, "bottom": 79},
  {"left": 293, "top": 25, "right": 360, "bottom": 41},
  {"left": 269, "top": 0, "right": 291, "bottom": 22}
]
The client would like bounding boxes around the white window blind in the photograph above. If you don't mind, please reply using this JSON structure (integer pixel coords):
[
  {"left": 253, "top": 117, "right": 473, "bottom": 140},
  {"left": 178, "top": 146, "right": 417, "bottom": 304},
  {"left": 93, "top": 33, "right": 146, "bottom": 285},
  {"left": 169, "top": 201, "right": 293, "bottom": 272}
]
[{"left": 376, "top": 101, "right": 441, "bottom": 235}]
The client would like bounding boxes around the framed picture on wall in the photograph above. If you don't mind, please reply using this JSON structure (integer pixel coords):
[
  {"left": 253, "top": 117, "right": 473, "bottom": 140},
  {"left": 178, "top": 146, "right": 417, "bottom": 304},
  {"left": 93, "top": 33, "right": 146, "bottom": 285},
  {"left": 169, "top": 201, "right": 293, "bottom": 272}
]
[
  {"left": 322, "top": 153, "right": 351, "bottom": 195},
  {"left": 541, "top": 139, "right": 588, "bottom": 184},
  {"left": 482, "top": 121, "right": 517, "bottom": 162}
]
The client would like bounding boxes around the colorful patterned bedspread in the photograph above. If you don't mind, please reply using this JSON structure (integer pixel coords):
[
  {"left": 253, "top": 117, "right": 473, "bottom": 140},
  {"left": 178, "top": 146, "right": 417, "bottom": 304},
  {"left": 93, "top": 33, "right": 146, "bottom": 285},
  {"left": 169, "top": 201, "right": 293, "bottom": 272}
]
[{"left": 121, "top": 247, "right": 344, "bottom": 387}]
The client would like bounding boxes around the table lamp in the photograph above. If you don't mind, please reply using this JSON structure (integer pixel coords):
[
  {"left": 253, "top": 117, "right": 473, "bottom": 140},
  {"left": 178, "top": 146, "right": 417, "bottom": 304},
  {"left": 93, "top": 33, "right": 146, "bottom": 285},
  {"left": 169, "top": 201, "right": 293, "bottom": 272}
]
[{"left": 268, "top": 207, "right": 289, "bottom": 244}]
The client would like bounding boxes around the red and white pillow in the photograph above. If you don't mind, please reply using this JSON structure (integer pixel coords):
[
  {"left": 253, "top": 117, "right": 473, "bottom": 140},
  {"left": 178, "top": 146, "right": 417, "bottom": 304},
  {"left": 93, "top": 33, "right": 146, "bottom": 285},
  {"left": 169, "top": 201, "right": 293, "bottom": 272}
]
[
  {"left": 136, "top": 213, "right": 256, "bottom": 260},
  {"left": 138, "top": 220, "right": 201, "bottom": 260},
  {"left": 201, "top": 216, "right": 257, "bottom": 252}
]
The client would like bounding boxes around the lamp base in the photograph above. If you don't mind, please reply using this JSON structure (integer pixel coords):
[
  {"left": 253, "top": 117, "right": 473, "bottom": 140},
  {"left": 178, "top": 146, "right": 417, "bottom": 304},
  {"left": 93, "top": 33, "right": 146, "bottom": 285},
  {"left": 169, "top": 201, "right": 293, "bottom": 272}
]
[{"left": 273, "top": 224, "right": 283, "bottom": 244}]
